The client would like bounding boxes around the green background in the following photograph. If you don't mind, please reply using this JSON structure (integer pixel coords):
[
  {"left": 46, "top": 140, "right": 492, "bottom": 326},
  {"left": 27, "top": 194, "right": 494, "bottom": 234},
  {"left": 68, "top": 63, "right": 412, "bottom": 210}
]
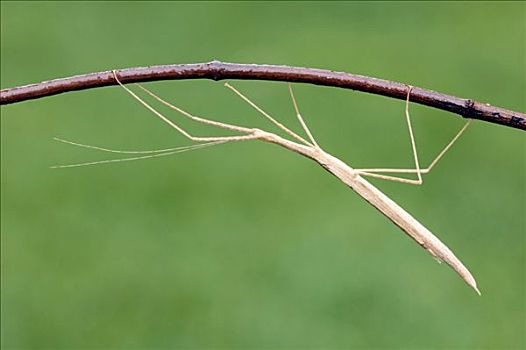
[{"left": 1, "top": 1, "right": 524, "bottom": 349}]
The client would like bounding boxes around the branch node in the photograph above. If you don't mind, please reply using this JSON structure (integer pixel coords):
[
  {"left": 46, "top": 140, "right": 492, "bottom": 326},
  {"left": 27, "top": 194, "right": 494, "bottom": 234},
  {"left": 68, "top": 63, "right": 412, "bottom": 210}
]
[
  {"left": 208, "top": 60, "right": 224, "bottom": 81},
  {"left": 464, "top": 99, "right": 475, "bottom": 109}
]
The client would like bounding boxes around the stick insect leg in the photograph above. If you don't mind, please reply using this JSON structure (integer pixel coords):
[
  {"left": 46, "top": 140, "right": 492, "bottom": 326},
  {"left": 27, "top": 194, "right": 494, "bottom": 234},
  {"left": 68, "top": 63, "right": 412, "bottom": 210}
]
[
  {"left": 355, "top": 86, "right": 422, "bottom": 184},
  {"left": 355, "top": 171, "right": 424, "bottom": 185},
  {"left": 403, "top": 85, "right": 423, "bottom": 183},
  {"left": 288, "top": 83, "right": 320, "bottom": 149},
  {"left": 135, "top": 84, "right": 255, "bottom": 134},
  {"left": 356, "top": 119, "right": 472, "bottom": 175},
  {"left": 355, "top": 86, "right": 470, "bottom": 185},
  {"left": 112, "top": 71, "right": 261, "bottom": 143},
  {"left": 224, "top": 83, "right": 313, "bottom": 147}
]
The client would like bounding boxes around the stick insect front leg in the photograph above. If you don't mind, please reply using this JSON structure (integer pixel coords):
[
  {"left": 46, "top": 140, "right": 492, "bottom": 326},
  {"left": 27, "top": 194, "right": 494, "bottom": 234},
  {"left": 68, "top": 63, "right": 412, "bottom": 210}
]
[
  {"left": 355, "top": 86, "right": 472, "bottom": 185},
  {"left": 113, "top": 71, "right": 264, "bottom": 144}
]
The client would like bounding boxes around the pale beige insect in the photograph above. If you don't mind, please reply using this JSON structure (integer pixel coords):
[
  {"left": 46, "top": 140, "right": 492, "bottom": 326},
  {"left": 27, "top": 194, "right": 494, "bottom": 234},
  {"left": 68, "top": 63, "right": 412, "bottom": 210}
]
[{"left": 54, "top": 71, "right": 478, "bottom": 294}]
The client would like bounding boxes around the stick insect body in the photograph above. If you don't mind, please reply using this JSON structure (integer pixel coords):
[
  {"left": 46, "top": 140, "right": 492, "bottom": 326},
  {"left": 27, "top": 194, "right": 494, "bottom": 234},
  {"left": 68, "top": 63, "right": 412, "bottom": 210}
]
[{"left": 56, "top": 71, "right": 478, "bottom": 294}]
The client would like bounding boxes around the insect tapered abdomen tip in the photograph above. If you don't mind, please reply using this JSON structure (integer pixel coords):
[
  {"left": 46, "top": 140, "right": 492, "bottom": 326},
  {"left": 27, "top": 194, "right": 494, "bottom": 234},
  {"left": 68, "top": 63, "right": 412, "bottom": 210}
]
[
  {"left": 464, "top": 272, "right": 481, "bottom": 296},
  {"left": 473, "top": 284, "right": 482, "bottom": 296}
]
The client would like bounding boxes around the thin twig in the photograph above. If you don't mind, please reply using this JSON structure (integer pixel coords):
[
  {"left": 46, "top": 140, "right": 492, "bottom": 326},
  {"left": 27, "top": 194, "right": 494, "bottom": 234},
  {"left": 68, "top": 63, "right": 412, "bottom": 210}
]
[{"left": 1, "top": 61, "right": 524, "bottom": 130}]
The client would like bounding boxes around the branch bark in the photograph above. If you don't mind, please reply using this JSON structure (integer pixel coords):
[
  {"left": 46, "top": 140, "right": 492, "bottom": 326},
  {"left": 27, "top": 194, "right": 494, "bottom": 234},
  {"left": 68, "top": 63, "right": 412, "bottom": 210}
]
[{"left": 1, "top": 61, "right": 524, "bottom": 130}]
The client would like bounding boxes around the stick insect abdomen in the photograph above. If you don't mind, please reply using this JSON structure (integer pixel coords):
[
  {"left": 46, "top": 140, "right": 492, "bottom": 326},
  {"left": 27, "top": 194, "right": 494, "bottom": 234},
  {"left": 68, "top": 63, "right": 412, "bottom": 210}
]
[{"left": 317, "top": 151, "right": 480, "bottom": 294}]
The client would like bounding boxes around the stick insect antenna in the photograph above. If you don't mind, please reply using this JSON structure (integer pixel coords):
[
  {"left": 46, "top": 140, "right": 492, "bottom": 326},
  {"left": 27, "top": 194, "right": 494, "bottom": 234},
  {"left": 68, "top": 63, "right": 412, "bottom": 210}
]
[
  {"left": 53, "top": 137, "right": 226, "bottom": 154},
  {"left": 51, "top": 140, "right": 226, "bottom": 169}
]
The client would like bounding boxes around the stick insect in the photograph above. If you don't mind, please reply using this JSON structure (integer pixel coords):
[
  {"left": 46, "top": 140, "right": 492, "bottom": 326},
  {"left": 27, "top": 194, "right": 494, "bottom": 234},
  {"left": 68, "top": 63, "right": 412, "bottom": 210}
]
[{"left": 55, "top": 71, "right": 478, "bottom": 294}]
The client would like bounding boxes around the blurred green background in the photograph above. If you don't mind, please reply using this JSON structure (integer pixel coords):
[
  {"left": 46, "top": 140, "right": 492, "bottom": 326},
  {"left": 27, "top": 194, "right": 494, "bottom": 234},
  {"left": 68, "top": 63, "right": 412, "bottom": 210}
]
[{"left": 1, "top": 1, "right": 524, "bottom": 349}]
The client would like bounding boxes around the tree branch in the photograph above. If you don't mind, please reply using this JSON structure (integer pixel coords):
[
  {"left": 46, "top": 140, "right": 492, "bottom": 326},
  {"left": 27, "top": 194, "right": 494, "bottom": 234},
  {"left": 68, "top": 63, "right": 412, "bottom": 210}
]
[{"left": 1, "top": 61, "right": 524, "bottom": 130}]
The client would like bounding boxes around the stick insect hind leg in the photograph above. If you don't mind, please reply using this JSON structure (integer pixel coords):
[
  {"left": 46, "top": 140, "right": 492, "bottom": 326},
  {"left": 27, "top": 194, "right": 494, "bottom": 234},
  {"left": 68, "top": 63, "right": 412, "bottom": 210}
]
[{"left": 355, "top": 86, "right": 472, "bottom": 185}]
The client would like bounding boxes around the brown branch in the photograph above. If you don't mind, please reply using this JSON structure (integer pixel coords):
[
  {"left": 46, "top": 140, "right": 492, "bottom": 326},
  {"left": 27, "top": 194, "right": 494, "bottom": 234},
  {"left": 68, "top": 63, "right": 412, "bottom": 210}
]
[{"left": 1, "top": 61, "right": 524, "bottom": 130}]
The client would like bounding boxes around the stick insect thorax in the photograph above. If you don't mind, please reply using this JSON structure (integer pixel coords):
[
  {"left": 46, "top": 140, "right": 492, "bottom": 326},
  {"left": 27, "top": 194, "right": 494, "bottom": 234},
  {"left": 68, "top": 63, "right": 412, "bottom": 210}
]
[{"left": 55, "top": 72, "right": 479, "bottom": 295}]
